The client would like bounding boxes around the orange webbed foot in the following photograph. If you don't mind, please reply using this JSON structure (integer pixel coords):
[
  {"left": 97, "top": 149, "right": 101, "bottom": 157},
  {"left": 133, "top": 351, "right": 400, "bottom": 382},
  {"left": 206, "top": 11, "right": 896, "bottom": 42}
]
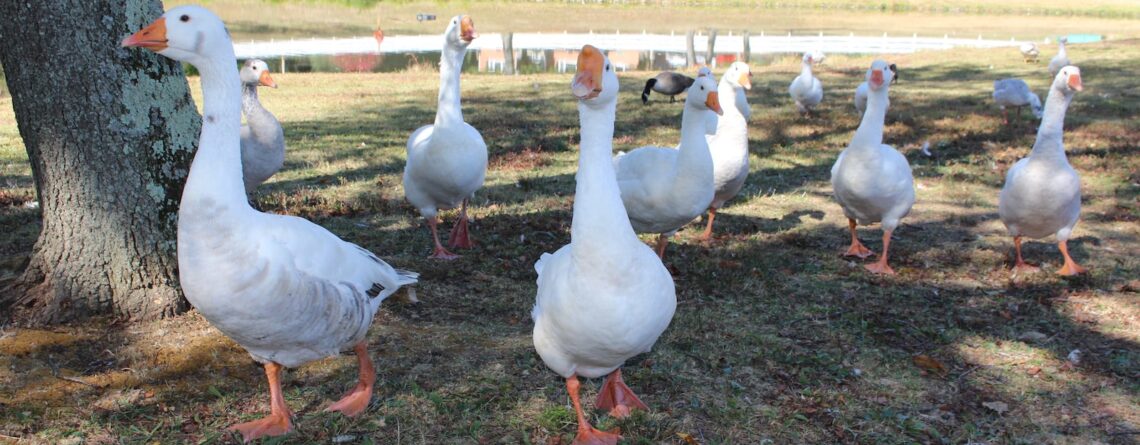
[
  {"left": 843, "top": 242, "right": 874, "bottom": 259},
  {"left": 1057, "top": 262, "right": 1087, "bottom": 276},
  {"left": 324, "top": 382, "right": 373, "bottom": 417},
  {"left": 228, "top": 413, "right": 292, "bottom": 443},
  {"left": 429, "top": 246, "right": 460, "bottom": 260},
  {"left": 448, "top": 217, "right": 474, "bottom": 249},
  {"left": 595, "top": 370, "right": 649, "bottom": 419},
  {"left": 572, "top": 425, "right": 621, "bottom": 445},
  {"left": 864, "top": 260, "right": 896, "bottom": 275},
  {"left": 1013, "top": 261, "right": 1040, "bottom": 274}
]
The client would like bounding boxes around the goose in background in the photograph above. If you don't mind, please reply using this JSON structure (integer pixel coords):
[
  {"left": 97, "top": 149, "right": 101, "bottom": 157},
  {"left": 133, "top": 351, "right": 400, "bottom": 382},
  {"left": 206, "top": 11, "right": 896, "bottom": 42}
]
[
  {"left": 993, "top": 78, "right": 1043, "bottom": 125},
  {"left": 854, "top": 63, "right": 898, "bottom": 115},
  {"left": 789, "top": 52, "right": 823, "bottom": 116},
  {"left": 238, "top": 59, "right": 285, "bottom": 194},
  {"left": 642, "top": 71, "right": 695, "bottom": 104},
  {"left": 701, "top": 62, "right": 752, "bottom": 240},
  {"left": 533, "top": 45, "right": 676, "bottom": 445},
  {"left": 404, "top": 15, "right": 487, "bottom": 259},
  {"left": 615, "top": 73, "right": 723, "bottom": 258},
  {"left": 831, "top": 60, "right": 914, "bottom": 275},
  {"left": 123, "top": 6, "right": 418, "bottom": 442},
  {"left": 1020, "top": 42, "right": 1040, "bottom": 63},
  {"left": 999, "top": 66, "right": 1087, "bottom": 276},
  {"left": 1048, "top": 37, "right": 1069, "bottom": 77}
]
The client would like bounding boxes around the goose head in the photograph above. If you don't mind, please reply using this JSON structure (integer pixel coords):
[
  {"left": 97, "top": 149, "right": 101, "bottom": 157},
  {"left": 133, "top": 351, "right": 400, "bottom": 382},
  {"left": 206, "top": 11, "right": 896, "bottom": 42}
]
[
  {"left": 866, "top": 60, "right": 895, "bottom": 91},
  {"left": 240, "top": 59, "right": 277, "bottom": 88},
  {"left": 688, "top": 74, "right": 723, "bottom": 121},
  {"left": 1053, "top": 65, "right": 1083, "bottom": 95},
  {"left": 121, "top": 5, "right": 231, "bottom": 64},
  {"left": 444, "top": 15, "right": 477, "bottom": 47},
  {"left": 888, "top": 63, "right": 899, "bottom": 84},
  {"left": 724, "top": 62, "right": 752, "bottom": 90},
  {"left": 571, "top": 45, "right": 618, "bottom": 107},
  {"left": 1028, "top": 93, "right": 1044, "bottom": 118},
  {"left": 801, "top": 52, "right": 815, "bottom": 65}
]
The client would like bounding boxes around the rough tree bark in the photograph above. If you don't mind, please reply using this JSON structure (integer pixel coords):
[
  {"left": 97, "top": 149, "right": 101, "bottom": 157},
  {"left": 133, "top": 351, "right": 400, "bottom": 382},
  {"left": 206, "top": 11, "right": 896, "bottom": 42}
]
[{"left": 0, "top": 0, "right": 200, "bottom": 323}]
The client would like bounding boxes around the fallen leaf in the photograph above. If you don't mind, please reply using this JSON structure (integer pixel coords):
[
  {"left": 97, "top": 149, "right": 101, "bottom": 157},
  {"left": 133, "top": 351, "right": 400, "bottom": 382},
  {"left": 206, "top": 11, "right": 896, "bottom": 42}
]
[
  {"left": 1067, "top": 349, "right": 1082, "bottom": 364},
  {"left": 677, "top": 432, "right": 700, "bottom": 445},
  {"left": 1026, "top": 366, "right": 1041, "bottom": 376},
  {"left": 998, "top": 310, "right": 1012, "bottom": 320},
  {"left": 913, "top": 355, "right": 948, "bottom": 375},
  {"left": 982, "top": 401, "right": 1009, "bottom": 414}
]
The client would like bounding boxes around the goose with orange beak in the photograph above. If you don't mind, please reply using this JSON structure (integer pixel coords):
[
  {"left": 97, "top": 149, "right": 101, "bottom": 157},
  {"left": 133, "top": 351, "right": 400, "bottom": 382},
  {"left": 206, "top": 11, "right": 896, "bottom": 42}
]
[
  {"left": 701, "top": 61, "right": 753, "bottom": 240},
  {"left": 238, "top": 59, "right": 285, "bottom": 194},
  {"left": 403, "top": 15, "right": 487, "bottom": 259},
  {"left": 999, "top": 66, "right": 1088, "bottom": 275},
  {"left": 613, "top": 68, "right": 723, "bottom": 259},
  {"left": 831, "top": 60, "right": 914, "bottom": 275},
  {"left": 123, "top": 6, "right": 418, "bottom": 443},
  {"left": 533, "top": 45, "right": 676, "bottom": 445}
]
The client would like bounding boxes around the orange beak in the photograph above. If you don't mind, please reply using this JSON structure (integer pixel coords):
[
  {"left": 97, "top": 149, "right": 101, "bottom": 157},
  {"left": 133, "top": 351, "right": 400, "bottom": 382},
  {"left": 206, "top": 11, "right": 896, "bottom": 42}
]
[
  {"left": 870, "top": 69, "right": 884, "bottom": 89},
  {"left": 460, "top": 16, "right": 477, "bottom": 42},
  {"left": 121, "top": 17, "right": 168, "bottom": 51},
  {"left": 706, "top": 91, "right": 723, "bottom": 115},
  {"left": 259, "top": 70, "right": 278, "bottom": 88},
  {"left": 1067, "top": 73, "right": 1083, "bottom": 91},
  {"left": 739, "top": 72, "right": 752, "bottom": 90},
  {"left": 572, "top": 45, "right": 604, "bottom": 100}
]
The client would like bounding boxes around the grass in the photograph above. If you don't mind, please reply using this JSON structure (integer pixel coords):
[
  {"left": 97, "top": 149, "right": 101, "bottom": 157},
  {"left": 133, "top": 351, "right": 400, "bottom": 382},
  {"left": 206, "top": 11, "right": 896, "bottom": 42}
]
[
  {"left": 172, "top": 0, "right": 1140, "bottom": 42},
  {"left": 1, "top": 28, "right": 1139, "bottom": 445}
]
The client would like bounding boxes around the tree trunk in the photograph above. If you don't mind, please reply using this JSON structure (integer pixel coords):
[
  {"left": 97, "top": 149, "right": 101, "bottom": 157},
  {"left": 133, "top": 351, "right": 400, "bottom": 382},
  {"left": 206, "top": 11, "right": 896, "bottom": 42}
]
[{"left": 0, "top": 0, "right": 200, "bottom": 324}]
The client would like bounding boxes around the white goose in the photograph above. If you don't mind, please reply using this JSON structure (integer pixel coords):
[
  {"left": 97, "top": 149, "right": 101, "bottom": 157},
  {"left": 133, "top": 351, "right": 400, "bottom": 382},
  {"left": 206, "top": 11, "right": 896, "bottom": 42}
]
[
  {"left": 613, "top": 73, "right": 723, "bottom": 258},
  {"left": 533, "top": 45, "right": 676, "bottom": 445},
  {"left": 854, "top": 63, "right": 897, "bottom": 115},
  {"left": 123, "top": 7, "right": 418, "bottom": 442},
  {"left": 238, "top": 59, "right": 285, "bottom": 194},
  {"left": 831, "top": 60, "right": 914, "bottom": 275},
  {"left": 999, "top": 66, "right": 1086, "bottom": 275},
  {"left": 992, "top": 78, "right": 1043, "bottom": 125},
  {"left": 1047, "top": 37, "right": 1069, "bottom": 77},
  {"left": 789, "top": 52, "right": 823, "bottom": 116},
  {"left": 1020, "top": 42, "right": 1040, "bottom": 63},
  {"left": 701, "top": 62, "right": 752, "bottom": 240},
  {"left": 403, "top": 15, "right": 487, "bottom": 259}
]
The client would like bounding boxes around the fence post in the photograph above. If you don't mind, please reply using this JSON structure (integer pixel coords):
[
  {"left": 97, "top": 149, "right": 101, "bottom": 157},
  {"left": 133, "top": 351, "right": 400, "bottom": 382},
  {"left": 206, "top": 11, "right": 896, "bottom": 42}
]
[{"left": 742, "top": 30, "right": 751, "bottom": 63}]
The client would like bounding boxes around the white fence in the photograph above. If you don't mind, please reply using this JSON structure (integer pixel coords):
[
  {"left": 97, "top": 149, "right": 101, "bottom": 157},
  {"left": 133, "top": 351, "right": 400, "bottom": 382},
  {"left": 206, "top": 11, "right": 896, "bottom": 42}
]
[{"left": 233, "top": 32, "right": 1026, "bottom": 59}]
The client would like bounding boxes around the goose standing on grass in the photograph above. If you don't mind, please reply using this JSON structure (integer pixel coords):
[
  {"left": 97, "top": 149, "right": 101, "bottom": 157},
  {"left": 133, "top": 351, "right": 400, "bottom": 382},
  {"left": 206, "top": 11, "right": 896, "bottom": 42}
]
[
  {"left": 999, "top": 66, "right": 1087, "bottom": 275},
  {"left": 790, "top": 52, "right": 823, "bottom": 116},
  {"left": 614, "top": 73, "right": 723, "bottom": 258},
  {"left": 122, "top": 7, "right": 418, "bottom": 442},
  {"left": 1048, "top": 37, "right": 1069, "bottom": 77},
  {"left": 642, "top": 71, "right": 695, "bottom": 104},
  {"left": 831, "top": 60, "right": 914, "bottom": 275},
  {"left": 238, "top": 59, "right": 285, "bottom": 194},
  {"left": 404, "top": 15, "right": 487, "bottom": 259},
  {"left": 1020, "top": 42, "right": 1040, "bottom": 63},
  {"left": 992, "top": 78, "right": 1043, "bottom": 125},
  {"left": 854, "top": 63, "right": 897, "bottom": 115},
  {"left": 700, "top": 62, "right": 752, "bottom": 240},
  {"left": 533, "top": 45, "right": 676, "bottom": 445}
]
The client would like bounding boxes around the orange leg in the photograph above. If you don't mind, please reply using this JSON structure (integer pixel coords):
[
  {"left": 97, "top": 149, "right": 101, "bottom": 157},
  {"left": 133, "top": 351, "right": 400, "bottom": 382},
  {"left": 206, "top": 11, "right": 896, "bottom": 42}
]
[
  {"left": 1056, "top": 240, "right": 1088, "bottom": 276},
  {"left": 864, "top": 229, "right": 897, "bottom": 275},
  {"left": 843, "top": 219, "right": 873, "bottom": 258},
  {"left": 595, "top": 369, "right": 649, "bottom": 419},
  {"left": 324, "top": 342, "right": 376, "bottom": 417},
  {"left": 448, "top": 199, "right": 474, "bottom": 249},
  {"left": 427, "top": 216, "right": 459, "bottom": 260},
  {"left": 228, "top": 363, "right": 293, "bottom": 443},
  {"left": 654, "top": 234, "right": 669, "bottom": 259},
  {"left": 699, "top": 207, "right": 717, "bottom": 242},
  {"left": 567, "top": 376, "right": 620, "bottom": 445},
  {"left": 1012, "top": 236, "right": 1040, "bottom": 273}
]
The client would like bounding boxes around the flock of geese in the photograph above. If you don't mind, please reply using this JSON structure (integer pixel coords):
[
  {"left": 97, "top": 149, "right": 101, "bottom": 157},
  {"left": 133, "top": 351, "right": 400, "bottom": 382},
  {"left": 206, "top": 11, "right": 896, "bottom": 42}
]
[{"left": 119, "top": 5, "right": 1088, "bottom": 443}]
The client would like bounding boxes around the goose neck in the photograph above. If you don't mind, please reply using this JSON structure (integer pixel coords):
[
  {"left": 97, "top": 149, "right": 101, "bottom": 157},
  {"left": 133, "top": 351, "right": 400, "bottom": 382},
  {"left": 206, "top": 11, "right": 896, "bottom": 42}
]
[
  {"left": 183, "top": 50, "right": 250, "bottom": 209},
  {"left": 851, "top": 86, "right": 888, "bottom": 149},
  {"left": 676, "top": 105, "right": 713, "bottom": 174},
  {"left": 571, "top": 100, "right": 637, "bottom": 252},
  {"left": 435, "top": 43, "right": 467, "bottom": 127},
  {"left": 1030, "top": 87, "right": 1073, "bottom": 160}
]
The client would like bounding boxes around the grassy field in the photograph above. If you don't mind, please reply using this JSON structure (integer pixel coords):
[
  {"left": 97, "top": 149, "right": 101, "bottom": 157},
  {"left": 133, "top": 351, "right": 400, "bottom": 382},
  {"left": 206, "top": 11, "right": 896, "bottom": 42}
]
[
  {"left": 172, "top": 0, "right": 1140, "bottom": 42},
  {"left": 1, "top": 26, "right": 1139, "bottom": 445}
]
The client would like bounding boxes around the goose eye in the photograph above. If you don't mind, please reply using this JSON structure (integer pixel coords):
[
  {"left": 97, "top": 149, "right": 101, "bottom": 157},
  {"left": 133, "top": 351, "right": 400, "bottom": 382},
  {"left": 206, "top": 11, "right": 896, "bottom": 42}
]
[
  {"left": 605, "top": 64, "right": 610, "bottom": 71},
  {"left": 180, "top": 14, "right": 190, "bottom": 22}
]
